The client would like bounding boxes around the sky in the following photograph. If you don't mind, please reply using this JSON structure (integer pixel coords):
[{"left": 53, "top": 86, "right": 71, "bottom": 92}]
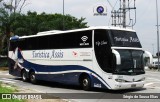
[{"left": 22, "top": 0, "right": 159, "bottom": 56}]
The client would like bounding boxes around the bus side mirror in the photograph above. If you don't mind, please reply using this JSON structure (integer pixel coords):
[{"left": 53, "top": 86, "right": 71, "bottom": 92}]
[
  {"left": 144, "top": 51, "right": 153, "bottom": 65},
  {"left": 112, "top": 49, "right": 121, "bottom": 65}
]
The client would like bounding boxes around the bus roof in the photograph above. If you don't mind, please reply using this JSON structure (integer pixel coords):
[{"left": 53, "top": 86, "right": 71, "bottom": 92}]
[{"left": 11, "top": 26, "right": 136, "bottom": 40}]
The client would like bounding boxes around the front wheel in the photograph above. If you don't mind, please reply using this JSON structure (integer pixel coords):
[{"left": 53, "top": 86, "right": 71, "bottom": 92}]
[
  {"left": 30, "top": 71, "right": 37, "bottom": 84},
  {"left": 81, "top": 76, "right": 91, "bottom": 91}
]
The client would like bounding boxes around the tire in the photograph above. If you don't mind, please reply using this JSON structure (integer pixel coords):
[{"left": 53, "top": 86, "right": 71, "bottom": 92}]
[
  {"left": 30, "top": 71, "right": 37, "bottom": 84},
  {"left": 81, "top": 76, "right": 91, "bottom": 91},
  {"left": 22, "top": 70, "right": 28, "bottom": 82}
]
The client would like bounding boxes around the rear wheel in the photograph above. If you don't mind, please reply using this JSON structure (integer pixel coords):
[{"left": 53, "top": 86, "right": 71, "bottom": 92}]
[
  {"left": 30, "top": 71, "right": 37, "bottom": 84},
  {"left": 22, "top": 70, "right": 28, "bottom": 82},
  {"left": 81, "top": 76, "right": 91, "bottom": 91}
]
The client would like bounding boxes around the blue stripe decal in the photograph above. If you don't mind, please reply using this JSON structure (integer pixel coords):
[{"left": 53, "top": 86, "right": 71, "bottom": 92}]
[
  {"left": 22, "top": 59, "right": 111, "bottom": 89},
  {"left": 9, "top": 48, "right": 112, "bottom": 89}
]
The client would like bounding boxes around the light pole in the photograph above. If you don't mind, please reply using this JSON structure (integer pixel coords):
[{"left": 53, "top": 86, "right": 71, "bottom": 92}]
[
  {"left": 130, "top": 19, "right": 133, "bottom": 29},
  {"left": 63, "top": 0, "right": 65, "bottom": 30},
  {"left": 152, "top": 44, "right": 154, "bottom": 56},
  {"left": 156, "top": 0, "right": 160, "bottom": 71}
]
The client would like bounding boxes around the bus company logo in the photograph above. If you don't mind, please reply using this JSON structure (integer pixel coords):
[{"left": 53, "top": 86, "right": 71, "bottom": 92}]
[
  {"left": 32, "top": 50, "right": 63, "bottom": 59},
  {"left": 93, "top": 5, "right": 107, "bottom": 16},
  {"left": 80, "top": 36, "right": 89, "bottom": 46},
  {"left": 114, "top": 37, "right": 140, "bottom": 43},
  {"left": 72, "top": 51, "right": 78, "bottom": 57}
]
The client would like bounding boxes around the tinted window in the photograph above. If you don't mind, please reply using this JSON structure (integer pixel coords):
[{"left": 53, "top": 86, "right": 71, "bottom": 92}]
[
  {"left": 48, "top": 34, "right": 63, "bottom": 49},
  {"left": 18, "top": 39, "right": 26, "bottom": 50},
  {"left": 48, "top": 30, "right": 92, "bottom": 49},
  {"left": 37, "top": 36, "right": 49, "bottom": 49},
  {"left": 109, "top": 30, "right": 142, "bottom": 48},
  {"left": 9, "top": 39, "right": 27, "bottom": 51},
  {"left": 94, "top": 30, "right": 114, "bottom": 73},
  {"left": 9, "top": 30, "right": 92, "bottom": 50},
  {"left": 62, "top": 30, "right": 92, "bottom": 48},
  {"left": 9, "top": 40, "right": 18, "bottom": 51}
]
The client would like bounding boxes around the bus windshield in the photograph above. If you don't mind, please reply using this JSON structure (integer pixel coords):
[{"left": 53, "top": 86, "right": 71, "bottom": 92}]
[
  {"left": 114, "top": 49, "right": 144, "bottom": 75},
  {"left": 109, "top": 30, "right": 142, "bottom": 48}
]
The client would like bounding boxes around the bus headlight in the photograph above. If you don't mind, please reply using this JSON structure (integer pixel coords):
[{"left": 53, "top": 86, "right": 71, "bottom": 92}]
[{"left": 115, "top": 79, "right": 125, "bottom": 82}]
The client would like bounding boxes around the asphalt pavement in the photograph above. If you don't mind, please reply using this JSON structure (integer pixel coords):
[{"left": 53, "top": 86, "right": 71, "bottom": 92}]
[{"left": 0, "top": 70, "right": 160, "bottom": 102}]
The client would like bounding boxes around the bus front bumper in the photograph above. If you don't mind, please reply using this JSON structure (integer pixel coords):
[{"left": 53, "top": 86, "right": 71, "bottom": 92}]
[{"left": 113, "top": 81, "right": 145, "bottom": 90}]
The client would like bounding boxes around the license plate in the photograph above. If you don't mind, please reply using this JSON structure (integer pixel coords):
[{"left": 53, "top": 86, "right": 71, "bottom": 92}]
[{"left": 131, "top": 84, "right": 136, "bottom": 87}]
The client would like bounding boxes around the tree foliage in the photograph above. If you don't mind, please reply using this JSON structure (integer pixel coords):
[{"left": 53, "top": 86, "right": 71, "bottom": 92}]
[
  {"left": 12, "top": 11, "right": 88, "bottom": 36},
  {"left": 0, "top": 0, "right": 88, "bottom": 55},
  {"left": 0, "top": 0, "right": 28, "bottom": 55}
]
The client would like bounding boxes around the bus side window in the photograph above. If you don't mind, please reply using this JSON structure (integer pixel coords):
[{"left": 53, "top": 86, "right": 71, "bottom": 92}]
[
  {"left": 94, "top": 30, "right": 113, "bottom": 73},
  {"left": 9, "top": 41, "right": 18, "bottom": 51}
]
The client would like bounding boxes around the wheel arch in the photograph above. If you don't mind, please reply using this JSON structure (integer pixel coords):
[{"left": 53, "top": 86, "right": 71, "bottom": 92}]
[{"left": 21, "top": 68, "right": 29, "bottom": 78}]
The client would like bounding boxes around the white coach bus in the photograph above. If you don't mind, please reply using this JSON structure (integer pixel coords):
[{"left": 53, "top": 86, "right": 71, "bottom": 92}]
[{"left": 8, "top": 26, "right": 152, "bottom": 90}]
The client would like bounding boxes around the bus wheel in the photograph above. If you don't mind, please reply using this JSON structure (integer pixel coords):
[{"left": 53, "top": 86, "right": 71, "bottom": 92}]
[
  {"left": 30, "top": 71, "right": 37, "bottom": 84},
  {"left": 82, "top": 76, "right": 91, "bottom": 91},
  {"left": 22, "top": 70, "right": 28, "bottom": 82}
]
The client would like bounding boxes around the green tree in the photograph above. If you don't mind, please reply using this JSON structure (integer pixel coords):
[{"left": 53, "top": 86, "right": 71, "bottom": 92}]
[
  {"left": 0, "top": 1, "right": 88, "bottom": 56},
  {"left": 12, "top": 11, "right": 88, "bottom": 36},
  {"left": 0, "top": 0, "right": 28, "bottom": 55}
]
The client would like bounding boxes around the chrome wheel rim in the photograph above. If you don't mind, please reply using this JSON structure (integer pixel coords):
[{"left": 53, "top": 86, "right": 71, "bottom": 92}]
[
  {"left": 22, "top": 72, "right": 26, "bottom": 80},
  {"left": 83, "top": 79, "right": 88, "bottom": 86},
  {"left": 31, "top": 74, "right": 35, "bottom": 81}
]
